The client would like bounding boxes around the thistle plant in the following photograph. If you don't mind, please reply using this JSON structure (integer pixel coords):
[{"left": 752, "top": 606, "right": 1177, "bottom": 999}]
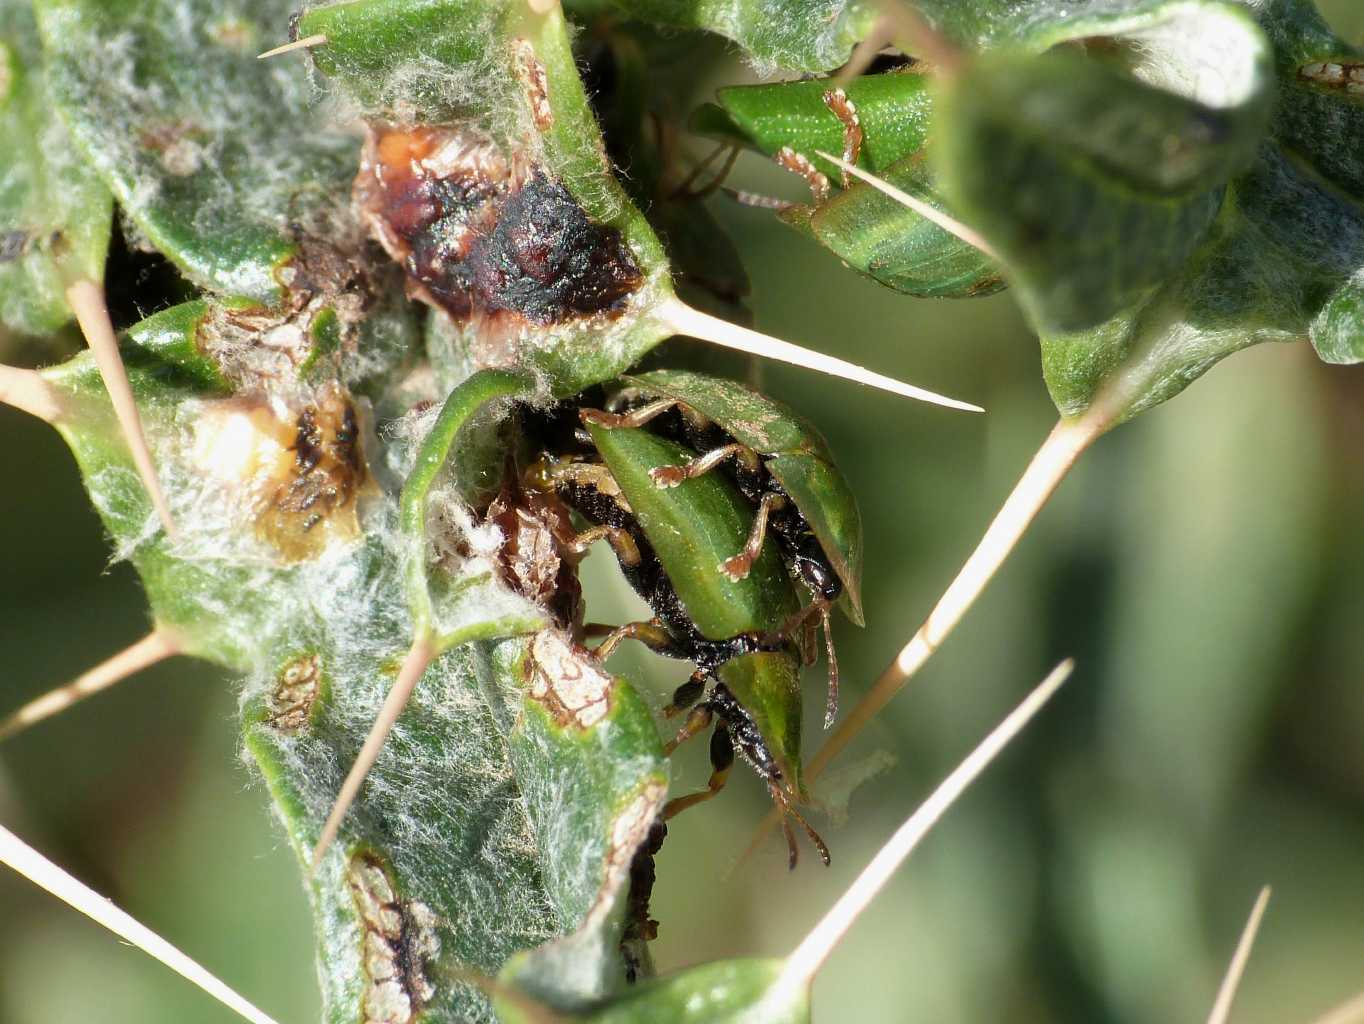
[{"left": 1, "top": 0, "right": 1361, "bottom": 1022}]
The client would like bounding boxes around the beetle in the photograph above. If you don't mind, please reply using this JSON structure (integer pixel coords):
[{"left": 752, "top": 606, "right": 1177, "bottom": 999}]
[
  {"left": 690, "top": 69, "right": 1003, "bottom": 298},
  {"left": 578, "top": 368, "right": 864, "bottom": 728},
  {"left": 524, "top": 415, "right": 830, "bottom": 868}
]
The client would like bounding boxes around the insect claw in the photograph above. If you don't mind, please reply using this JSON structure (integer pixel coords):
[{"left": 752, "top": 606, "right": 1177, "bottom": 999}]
[
  {"left": 718, "top": 554, "right": 753, "bottom": 581},
  {"left": 649, "top": 465, "right": 686, "bottom": 488}
]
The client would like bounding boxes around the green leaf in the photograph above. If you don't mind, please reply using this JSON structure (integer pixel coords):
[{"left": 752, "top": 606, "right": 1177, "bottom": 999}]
[
  {"left": 42, "top": 319, "right": 672, "bottom": 1021},
  {"left": 0, "top": 0, "right": 112, "bottom": 335},
  {"left": 495, "top": 958, "right": 809, "bottom": 1023},
  {"left": 933, "top": 19, "right": 1273, "bottom": 336},
  {"left": 585, "top": 0, "right": 875, "bottom": 72},
  {"left": 35, "top": 0, "right": 357, "bottom": 304}
]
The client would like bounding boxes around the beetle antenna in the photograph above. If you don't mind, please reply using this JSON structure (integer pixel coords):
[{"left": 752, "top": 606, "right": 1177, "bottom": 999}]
[
  {"left": 821, "top": 605, "right": 840, "bottom": 729},
  {"left": 0, "top": 363, "right": 63, "bottom": 423},
  {"left": 257, "top": 34, "right": 327, "bottom": 59},
  {"left": 661, "top": 298, "right": 983, "bottom": 413},
  {"left": 66, "top": 279, "right": 181, "bottom": 541},
  {"left": 812, "top": 152, "right": 1001, "bottom": 261},
  {"left": 0, "top": 824, "right": 284, "bottom": 1024},
  {"left": 0, "top": 630, "right": 180, "bottom": 741},
  {"left": 311, "top": 633, "right": 436, "bottom": 875},
  {"left": 768, "top": 782, "right": 831, "bottom": 869},
  {"left": 779, "top": 815, "right": 799, "bottom": 871}
]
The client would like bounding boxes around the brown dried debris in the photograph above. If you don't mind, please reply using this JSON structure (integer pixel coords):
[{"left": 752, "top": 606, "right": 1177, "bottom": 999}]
[
  {"left": 525, "top": 630, "right": 613, "bottom": 730},
  {"left": 354, "top": 124, "right": 643, "bottom": 350},
  {"left": 257, "top": 385, "right": 368, "bottom": 560},
  {"left": 266, "top": 654, "right": 320, "bottom": 733},
  {"left": 347, "top": 854, "right": 441, "bottom": 1024}
]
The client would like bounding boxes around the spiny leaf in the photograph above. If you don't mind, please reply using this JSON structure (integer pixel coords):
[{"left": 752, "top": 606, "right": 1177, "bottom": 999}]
[
  {"left": 35, "top": 0, "right": 357, "bottom": 304},
  {"left": 45, "top": 312, "right": 671, "bottom": 1021},
  {"left": 0, "top": 0, "right": 112, "bottom": 336},
  {"left": 495, "top": 958, "right": 808, "bottom": 1024}
]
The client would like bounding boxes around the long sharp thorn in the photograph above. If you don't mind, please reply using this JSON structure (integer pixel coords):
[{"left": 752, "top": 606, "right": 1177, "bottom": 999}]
[
  {"left": 1207, "top": 886, "right": 1273, "bottom": 1024},
  {"left": 773, "top": 659, "right": 1074, "bottom": 996},
  {"left": 311, "top": 633, "right": 437, "bottom": 875},
  {"left": 737, "top": 415, "right": 1103, "bottom": 868},
  {"left": 257, "top": 33, "right": 327, "bottom": 59},
  {"left": 1310, "top": 990, "right": 1364, "bottom": 1024},
  {"left": 0, "top": 823, "right": 284, "bottom": 1024},
  {"left": 0, "top": 630, "right": 180, "bottom": 741},
  {"left": 813, "top": 151, "right": 1001, "bottom": 261},
  {"left": 66, "top": 279, "right": 180, "bottom": 541},
  {"left": 662, "top": 298, "right": 983, "bottom": 413},
  {"left": 0, "top": 362, "right": 63, "bottom": 423}
]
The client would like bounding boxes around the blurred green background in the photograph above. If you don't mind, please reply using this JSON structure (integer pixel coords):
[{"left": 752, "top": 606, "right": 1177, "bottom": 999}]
[{"left": 3, "top": 5, "right": 1363, "bottom": 1021}]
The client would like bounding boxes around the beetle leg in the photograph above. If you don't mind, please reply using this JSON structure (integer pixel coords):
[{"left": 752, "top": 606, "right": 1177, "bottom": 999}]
[
  {"left": 579, "top": 398, "right": 679, "bottom": 430},
  {"left": 822, "top": 87, "right": 863, "bottom": 188},
  {"left": 768, "top": 781, "right": 832, "bottom": 869},
  {"left": 566, "top": 523, "right": 642, "bottom": 568},
  {"left": 650, "top": 441, "right": 762, "bottom": 488},
  {"left": 662, "top": 727, "right": 735, "bottom": 820},
  {"left": 663, "top": 704, "right": 714, "bottom": 756},
  {"left": 775, "top": 147, "right": 831, "bottom": 204},
  {"left": 594, "top": 619, "right": 677, "bottom": 661},
  {"left": 719, "top": 492, "right": 786, "bottom": 581},
  {"left": 663, "top": 674, "right": 707, "bottom": 717}
]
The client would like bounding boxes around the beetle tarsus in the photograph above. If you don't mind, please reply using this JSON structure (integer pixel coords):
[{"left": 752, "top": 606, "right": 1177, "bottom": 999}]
[
  {"left": 718, "top": 491, "right": 784, "bottom": 581},
  {"left": 770, "top": 781, "right": 831, "bottom": 868},
  {"left": 650, "top": 442, "right": 758, "bottom": 490},
  {"left": 662, "top": 728, "right": 735, "bottom": 820}
]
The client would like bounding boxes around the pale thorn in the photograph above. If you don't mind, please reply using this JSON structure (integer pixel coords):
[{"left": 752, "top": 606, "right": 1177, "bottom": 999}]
[
  {"left": 66, "top": 279, "right": 180, "bottom": 541},
  {"left": 0, "top": 362, "right": 63, "bottom": 423},
  {"left": 1309, "top": 989, "right": 1364, "bottom": 1024},
  {"left": 661, "top": 298, "right": 983, "bottom": 413},
  {"left": 256, "top": 33, "right": 327, "bottom": 59},
  {"left": 311, "top": 633, "right": 437, "bottom": 875},
  {"left": 812, "top": 151, "right": 1001, "bottom": 262},
  {"left": 0, "top": 823, "right": 284, "bottom": 1024},
  {"left": 772, "top": 659, "right": 1074, "bottom": 999},
  {"left": 1207, "top": 886, "right": 1272, "bottom": 1024},
  {"left": 526, "top": 0, "right": 560, "bottom": 13},
  {"left": 0, "top": 630, "right": 180, "bottom": 742},
  {"left": 737, "top": 411, "right": 1106, "bottom": 869}
]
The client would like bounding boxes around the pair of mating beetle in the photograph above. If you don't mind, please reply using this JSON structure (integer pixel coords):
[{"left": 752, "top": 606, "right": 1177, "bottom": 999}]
[{"left": 520, "top": 369, "right": 863, "bottom": 868}]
